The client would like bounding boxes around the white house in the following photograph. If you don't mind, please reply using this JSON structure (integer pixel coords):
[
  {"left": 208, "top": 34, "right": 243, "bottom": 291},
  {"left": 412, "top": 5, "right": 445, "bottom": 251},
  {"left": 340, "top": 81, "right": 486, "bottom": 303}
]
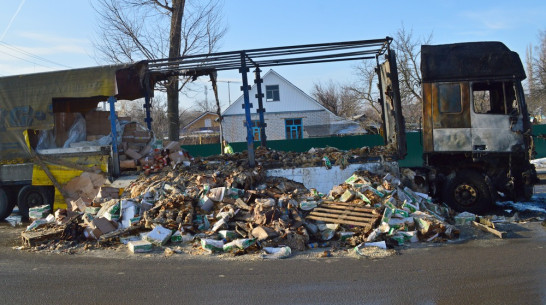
[{"left": 221, "top": 69, "right": 364, "bottom": 143}]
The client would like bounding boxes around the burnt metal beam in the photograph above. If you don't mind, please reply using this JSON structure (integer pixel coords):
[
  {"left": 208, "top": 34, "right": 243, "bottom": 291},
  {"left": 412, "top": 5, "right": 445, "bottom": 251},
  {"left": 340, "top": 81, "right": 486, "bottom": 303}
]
[
  {"left": 254, "top": 66, "right": 267, "bottom": 147},
  {"left": 239, "top": 52, "right": 255, "bottom": 167}
]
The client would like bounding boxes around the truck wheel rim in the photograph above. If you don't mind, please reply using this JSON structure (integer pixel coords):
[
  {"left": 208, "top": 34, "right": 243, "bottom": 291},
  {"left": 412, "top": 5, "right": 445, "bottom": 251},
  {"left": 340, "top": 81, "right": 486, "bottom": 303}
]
[
  {"left": 454, "top": 184, "right": 477, "bottom": 206},
  {"left": 27, "top": 192, "right": 44, "bottom": 207}
]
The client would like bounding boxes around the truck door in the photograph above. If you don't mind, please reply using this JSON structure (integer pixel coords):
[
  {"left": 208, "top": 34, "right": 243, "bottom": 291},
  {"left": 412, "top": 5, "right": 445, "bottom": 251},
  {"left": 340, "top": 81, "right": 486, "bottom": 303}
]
[
  {"left": 470, "top": 81, "right": 524, "bottom": 152},
  {"left": 429, "top": 82, "right": 472, "bottom": 152},
  {"left": 378, "top": 49, "right": 407, "bottom": 159}
]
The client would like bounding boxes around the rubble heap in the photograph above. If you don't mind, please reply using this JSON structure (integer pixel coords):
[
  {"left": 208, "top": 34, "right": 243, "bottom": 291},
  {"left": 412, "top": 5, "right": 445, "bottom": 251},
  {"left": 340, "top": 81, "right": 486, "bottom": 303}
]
[
  {"left": 205, "top": 145, "right": 399, "bottom": 170},
  {"left": 20, "top": 145, "right": 462, "bottom": 258}
]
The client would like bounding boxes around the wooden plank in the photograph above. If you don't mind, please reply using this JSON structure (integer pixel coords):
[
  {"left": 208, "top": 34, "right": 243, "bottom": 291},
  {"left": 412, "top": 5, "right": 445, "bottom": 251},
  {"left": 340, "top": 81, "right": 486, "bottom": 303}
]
[
  {"left": 472, "top": 221, "right": 506, "bottom": 238},
  {"left": 320, "top": 204, "right": 379, "bottom": 214},
  {"left": 21, "top": 228, "right": 64, "bottom": 247},
  {"left": 98, "top": 226, "right": 142, "bottom": 245},
  {"left": 315, "top": 204, "right": 379, "bottom": 215},
  {"left": 308, "top": 211, "right": 377, "bottom": 224},
  {"left": 311, "top": 208, "right": 376, "bottom": 220},
  {"left": 314, "top": 206, "right": 377, "bottom": 217},
  {"left": 478, "top": 217, "right": 495, "bottom": 229},
  {"left": 306, "top": 215, "right": 374, "bottom": 228},
  {"left": 321, "top": 201, "right": 376, "bottom": 212}
]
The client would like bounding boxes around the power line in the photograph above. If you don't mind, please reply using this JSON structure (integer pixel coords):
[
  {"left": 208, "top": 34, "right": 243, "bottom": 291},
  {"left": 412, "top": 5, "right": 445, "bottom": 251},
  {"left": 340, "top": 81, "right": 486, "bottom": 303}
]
[
  {"left": 0, "top": 41, "right": 72, "bottom": 69},
  {"left": 0, "top": 48, "right": 55, "bottom": 70}
]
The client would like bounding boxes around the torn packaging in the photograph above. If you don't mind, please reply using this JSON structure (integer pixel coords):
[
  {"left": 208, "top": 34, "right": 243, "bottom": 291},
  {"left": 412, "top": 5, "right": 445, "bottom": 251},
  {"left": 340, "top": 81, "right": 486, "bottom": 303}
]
[
  {"left": 251, "top": 226, "right": 279, "bottom": 241},
  {"left": 207, "top": 187, "right": 225, "bottom": 202},
  {"left": 97, "top": 186, "right": 120, "bottom": 199},
  {"left": 84, "top": 217, "right": 116, "bottom": 239},
  {"left": 69, "top": 198, "right": 88, "bottom": 213},
  {"left": 169, "top": 151, "right": 188, "bottom": 164}
]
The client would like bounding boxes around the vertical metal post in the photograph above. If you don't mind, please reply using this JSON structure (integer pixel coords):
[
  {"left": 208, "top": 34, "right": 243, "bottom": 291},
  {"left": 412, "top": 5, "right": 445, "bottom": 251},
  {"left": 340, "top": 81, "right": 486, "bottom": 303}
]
[
  {"left": 240, "top": 52, "right": 255, "bottom": 167},
  {"left": 108, "top": 96, "right": 120, "bottom": 177},
  {"left": 143, "top": 74, "right": 153, "bottom": 131},
  {"left": 143, "top": 93, "right": 153, "bottom": 131},
  {"left": 254, "top": 66, "right": 267, "bottom": 147}
]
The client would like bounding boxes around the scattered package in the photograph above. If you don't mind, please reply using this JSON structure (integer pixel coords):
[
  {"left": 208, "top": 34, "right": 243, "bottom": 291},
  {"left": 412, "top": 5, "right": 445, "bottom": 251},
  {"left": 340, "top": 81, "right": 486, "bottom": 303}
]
[{"left": 15, "top": 145, "right": 486, "bottom": 258}]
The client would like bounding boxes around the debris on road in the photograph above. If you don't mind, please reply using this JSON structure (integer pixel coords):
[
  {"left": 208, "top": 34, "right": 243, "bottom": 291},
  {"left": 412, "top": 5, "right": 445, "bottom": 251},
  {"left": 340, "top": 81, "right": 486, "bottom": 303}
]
[
  {"left": 472, "top": 220, "right": 507, "bottom": 239},
  {"left": 13, "top": 145, "right": 518, "bottom": 258}
]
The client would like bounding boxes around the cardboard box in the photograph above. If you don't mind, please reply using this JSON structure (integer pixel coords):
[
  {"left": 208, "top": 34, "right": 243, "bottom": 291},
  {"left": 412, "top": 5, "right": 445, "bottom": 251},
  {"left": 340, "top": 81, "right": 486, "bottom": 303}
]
[
  {"left": 85, "top": 206, "right": 101, "bottom": 215},
  {"left": 84, "top": 227, "right": 103, "bottom": 240},
  {"left": 124, "top": 122, "right": 138, "bottom": 132},
  {"left": 132, "top": 130, "right": 152, "bottom": 143},
  {"left": 69, "top": 198, "right": 88, "bottom": 213},
  {"left": 28, "top": 205, "right": 51, "bottom": 220},
  {"left": 145, "top": 225, "right": 172, "bottom": 246},
  {"left": 198, "top": 195, "right": 214, "bottom": 212},
  {"left": 120, "top": 159, "right": 137, "bottom": 169},
  {"left": 85, "top": 111, "right": 111, "bottom": 136},
  {"left": 169, "top": 151, "right": 188, "bottom": 164},
  {"left": 128, "top": 240, "right": 152, "bottom": 253},
  {"left": 97, "top": 187, "right": 120, "bottom": 199},
  {"left": 139, "top": 157, "right": 154, "bottom": 167},
  {"left": 89, "top": 217, "right": 117, "bottom": 235},
  {"left": 125, "top": 148, "right": 142, "bottom": 160}
]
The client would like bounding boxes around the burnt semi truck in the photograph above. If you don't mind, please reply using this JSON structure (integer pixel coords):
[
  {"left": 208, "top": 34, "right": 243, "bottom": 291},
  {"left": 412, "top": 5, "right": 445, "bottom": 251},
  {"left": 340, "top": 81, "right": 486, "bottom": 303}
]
[
  {"left": 0, "top": 37, "right": 538, "bottom": 221},
  {"left": 417, "top": 42, "right": 537, "bottom": 213}
]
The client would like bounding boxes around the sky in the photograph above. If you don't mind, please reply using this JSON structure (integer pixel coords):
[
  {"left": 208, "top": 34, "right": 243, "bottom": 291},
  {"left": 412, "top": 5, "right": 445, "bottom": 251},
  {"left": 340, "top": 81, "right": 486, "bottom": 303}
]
[{"left": 1, "top": 0, "right": 545, "bottom": 109}]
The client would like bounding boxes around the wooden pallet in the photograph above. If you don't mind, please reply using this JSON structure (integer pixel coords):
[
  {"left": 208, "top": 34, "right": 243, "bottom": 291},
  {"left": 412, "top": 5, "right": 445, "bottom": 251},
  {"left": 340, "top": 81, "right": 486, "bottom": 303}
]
[
  {"left": 306, "top": 201, "right": 380, "bottom": 230},
  {"left": 21, "top": 228, "right": 64, "bottom": 247}
]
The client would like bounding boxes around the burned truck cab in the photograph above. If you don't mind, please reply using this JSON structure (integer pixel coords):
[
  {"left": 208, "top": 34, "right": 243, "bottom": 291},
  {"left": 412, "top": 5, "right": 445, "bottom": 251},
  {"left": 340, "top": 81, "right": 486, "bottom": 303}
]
[{"left": 420, "top": 42, "right": 537, "bottom": 213}]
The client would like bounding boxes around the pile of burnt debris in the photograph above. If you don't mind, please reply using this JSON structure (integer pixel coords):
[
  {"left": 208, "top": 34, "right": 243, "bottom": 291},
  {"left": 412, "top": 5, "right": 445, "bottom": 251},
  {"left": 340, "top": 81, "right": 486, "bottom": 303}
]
[{"left": 14, "top": 145, "right": 507, "bottom": 258}]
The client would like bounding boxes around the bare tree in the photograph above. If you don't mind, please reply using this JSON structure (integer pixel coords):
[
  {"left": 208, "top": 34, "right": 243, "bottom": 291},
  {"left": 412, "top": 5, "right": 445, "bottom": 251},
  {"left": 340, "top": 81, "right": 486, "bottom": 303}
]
[
  {"left": 311, "top": 80, "right": 362, "bottom": 119},
  {"left": 350, "top": 26, "right": 432, "bottom": 129},
  {"left": 350, "top": 60, "right": 383, "bottom": 126},
  {"left": 392, "top": 27, "right": 432, "bottom": 128},
  {"left": 526, "top": 30, "right": 546, "bottom": 118},
  {"left": 93, "top": 0, "right": 227, "bottom": 140}
]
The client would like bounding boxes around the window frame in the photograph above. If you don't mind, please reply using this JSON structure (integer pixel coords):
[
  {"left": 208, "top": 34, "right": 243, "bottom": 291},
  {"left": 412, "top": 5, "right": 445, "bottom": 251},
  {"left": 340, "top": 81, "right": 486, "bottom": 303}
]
[
  {"left": 266, "top": 85, "right": 280, "bottom": 102},
  {"left": 438, "top": 83, "right": 463, "bottom": 114},
  {"left": 285, "top": 118, "right": 303, "bottom": 139},
  {"left": 471, "top": 81, "right": 518, "bottom": 115},
  {"left": 251, "top": 120, "right": 261, "bottom": 141}
]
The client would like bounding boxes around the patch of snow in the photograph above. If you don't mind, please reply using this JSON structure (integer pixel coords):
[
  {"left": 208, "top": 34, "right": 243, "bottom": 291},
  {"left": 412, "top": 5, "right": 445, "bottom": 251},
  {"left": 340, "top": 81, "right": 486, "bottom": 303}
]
[
  {"left": 495, "top": 194, "right": 546, "bottom": 214},
  {"left": 531, "top": 158, "right": 546, "bottom": 168}
]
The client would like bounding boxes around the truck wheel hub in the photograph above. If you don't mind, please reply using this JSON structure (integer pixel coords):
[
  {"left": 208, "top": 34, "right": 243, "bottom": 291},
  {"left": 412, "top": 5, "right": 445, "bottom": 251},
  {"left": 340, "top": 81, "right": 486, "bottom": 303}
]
[
  {"left": 27, "top": 192, "right": 44, "bottom": 206},
  {"left": 454, "top": 184, "right": 477, "bottom": 206}
]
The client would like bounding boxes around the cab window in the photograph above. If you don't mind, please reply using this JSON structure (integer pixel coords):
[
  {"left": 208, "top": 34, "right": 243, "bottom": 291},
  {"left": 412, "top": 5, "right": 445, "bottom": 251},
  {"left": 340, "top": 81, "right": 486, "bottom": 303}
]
[{"left": 472, "top": 81, "right": 518, "bottom": 115}]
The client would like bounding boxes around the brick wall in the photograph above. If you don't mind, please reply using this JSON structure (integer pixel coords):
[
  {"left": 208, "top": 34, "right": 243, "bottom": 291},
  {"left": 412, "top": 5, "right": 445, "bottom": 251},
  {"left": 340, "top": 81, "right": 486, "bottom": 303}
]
[{"left": 222, "top": 110, "right": 337, "bottom": 142}]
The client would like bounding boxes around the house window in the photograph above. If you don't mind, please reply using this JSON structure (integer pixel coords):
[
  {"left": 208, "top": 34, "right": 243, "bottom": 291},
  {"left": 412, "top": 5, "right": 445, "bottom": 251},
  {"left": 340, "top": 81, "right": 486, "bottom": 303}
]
[
  {"left": 251, "top": 120, "right": 261, "bottom": 141},
  {"left": 204, "top": 118, "right": 211, "bottom": 128},
  {"left": 285, "top": 118, "right": 303, "bottom": 139},
  {"left": 438, "top": 83, "right": 462, "bottom": 113},
  {"left": 266, "top": 85, "right": 280, "bottom": 102}
]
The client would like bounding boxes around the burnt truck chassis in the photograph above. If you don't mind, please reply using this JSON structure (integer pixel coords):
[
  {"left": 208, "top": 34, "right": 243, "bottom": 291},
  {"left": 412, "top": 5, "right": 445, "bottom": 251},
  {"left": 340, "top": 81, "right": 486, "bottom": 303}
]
[
  {"left": 424, "top": 151, "right": 537, "bottom": 213},
  {"left": 419, "top": 42, "right": 538, "bottom": 213}
]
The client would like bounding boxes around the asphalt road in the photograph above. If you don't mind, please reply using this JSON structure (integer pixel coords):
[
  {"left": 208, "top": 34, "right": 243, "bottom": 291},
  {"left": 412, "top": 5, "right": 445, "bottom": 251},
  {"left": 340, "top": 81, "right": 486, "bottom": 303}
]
[{"left": 1, "top": 219, "right": 545, "bottom": 305}]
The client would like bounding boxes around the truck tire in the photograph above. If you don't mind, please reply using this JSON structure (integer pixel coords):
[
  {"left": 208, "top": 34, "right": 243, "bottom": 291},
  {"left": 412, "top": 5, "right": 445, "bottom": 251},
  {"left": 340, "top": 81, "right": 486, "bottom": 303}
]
[
  {"left": 0, "top": 188, "right": 14, "bottom": 221},
  {"left": 17, "top": 185, "right": 50, "bottom": 221},
  {"left": 442, "top": 170, "right": 492, "bottom": 214}
]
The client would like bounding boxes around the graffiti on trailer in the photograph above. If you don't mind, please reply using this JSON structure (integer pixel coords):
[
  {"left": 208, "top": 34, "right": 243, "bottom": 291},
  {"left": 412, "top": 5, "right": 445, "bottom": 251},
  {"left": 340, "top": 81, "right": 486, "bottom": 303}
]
[{"left": 1, "top": 105, "right": 50, "bottom": 130}]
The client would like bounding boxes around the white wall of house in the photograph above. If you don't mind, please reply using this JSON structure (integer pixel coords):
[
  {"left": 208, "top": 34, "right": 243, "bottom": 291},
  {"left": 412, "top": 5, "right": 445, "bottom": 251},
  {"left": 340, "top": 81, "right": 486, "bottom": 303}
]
[
  {"left": 223, "top": 70, "right": 324, "bottom": 116},
  {"left": 221, "top": 69, "right": 363, "bottom": 142}
]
